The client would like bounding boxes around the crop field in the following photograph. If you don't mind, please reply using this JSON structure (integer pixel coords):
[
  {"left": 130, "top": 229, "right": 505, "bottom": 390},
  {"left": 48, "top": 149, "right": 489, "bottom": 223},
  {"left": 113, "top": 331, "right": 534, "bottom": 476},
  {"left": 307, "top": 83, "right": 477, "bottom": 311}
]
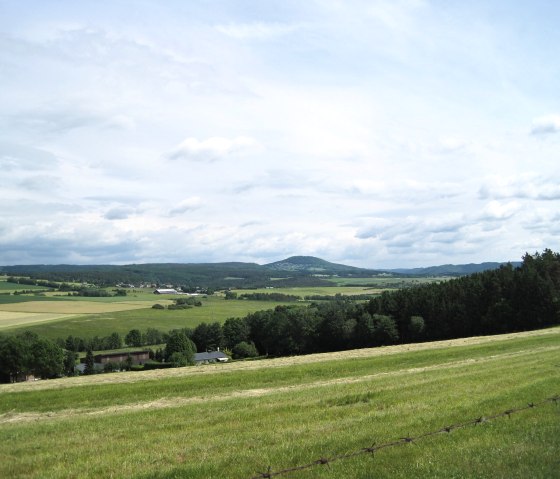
[
  {"left": 0, "top": 327, "right": 558, "bottom": 478},
  {"left": 0, "top": 296, "right": 299, "bottom": 339},
  {"left": 0, "top": 300, "right": 165, "bottom": 334},
  {"left": 0, "top": 300, "right": 159, "bottom": 314},
  {"left": 0, "top": 311, "right": 76, "bottom": 330}
]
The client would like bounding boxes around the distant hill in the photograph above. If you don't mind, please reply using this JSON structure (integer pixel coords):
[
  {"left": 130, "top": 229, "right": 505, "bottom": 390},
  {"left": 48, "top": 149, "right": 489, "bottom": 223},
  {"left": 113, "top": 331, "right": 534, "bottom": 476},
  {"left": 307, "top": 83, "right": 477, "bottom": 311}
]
[
  {"left": 264, "top": 256, "right": 378, "bottom": 274},
  {"left": 0, "top": 257, "right": 520, "bottom": 288},
  {"left": 386, "top": 262, "right": 521, "bottom": 276}
]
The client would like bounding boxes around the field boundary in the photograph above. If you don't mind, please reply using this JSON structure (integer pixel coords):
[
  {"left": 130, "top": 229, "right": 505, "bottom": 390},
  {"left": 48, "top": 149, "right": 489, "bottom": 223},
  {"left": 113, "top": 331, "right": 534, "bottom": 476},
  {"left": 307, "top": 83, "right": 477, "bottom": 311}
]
[{"left": 251, "top": 394, "right": 560, "bottom": 478}]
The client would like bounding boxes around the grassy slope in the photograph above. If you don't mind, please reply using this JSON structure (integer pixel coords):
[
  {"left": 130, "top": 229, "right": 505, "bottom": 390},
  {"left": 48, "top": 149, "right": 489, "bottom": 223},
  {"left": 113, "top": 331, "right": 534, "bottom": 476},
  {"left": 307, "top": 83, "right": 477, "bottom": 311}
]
[{"left": 0, "top": 328, "right": 558, "bottom": 478}]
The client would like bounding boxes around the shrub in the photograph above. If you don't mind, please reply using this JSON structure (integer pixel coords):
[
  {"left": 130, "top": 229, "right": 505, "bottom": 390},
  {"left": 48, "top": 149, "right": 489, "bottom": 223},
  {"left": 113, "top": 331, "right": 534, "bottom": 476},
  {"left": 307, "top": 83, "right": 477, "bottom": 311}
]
[{"left": 232, "top": 341, "right": 259, "bottom": 359}]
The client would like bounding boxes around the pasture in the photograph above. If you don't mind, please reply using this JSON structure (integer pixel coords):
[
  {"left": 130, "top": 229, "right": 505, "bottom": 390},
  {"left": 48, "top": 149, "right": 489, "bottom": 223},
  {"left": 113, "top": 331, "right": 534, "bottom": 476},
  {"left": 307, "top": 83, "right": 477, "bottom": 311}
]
[{"left": 0, "top": 327, "right": 558, "bottom": 478}]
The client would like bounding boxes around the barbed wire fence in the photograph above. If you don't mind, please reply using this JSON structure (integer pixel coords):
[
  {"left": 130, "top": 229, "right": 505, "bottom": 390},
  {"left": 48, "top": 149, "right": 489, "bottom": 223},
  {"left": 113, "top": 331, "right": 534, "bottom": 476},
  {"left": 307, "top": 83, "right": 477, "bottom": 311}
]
[{"left": 251, "top": 394, "right": 559, "bottom": 479}]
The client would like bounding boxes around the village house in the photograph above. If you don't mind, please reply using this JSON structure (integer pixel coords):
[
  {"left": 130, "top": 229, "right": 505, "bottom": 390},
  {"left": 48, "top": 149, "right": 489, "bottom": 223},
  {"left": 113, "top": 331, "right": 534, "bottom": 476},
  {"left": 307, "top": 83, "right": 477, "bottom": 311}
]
[{"left": 194, "top": 351, "right": 230, "bottom": 365}]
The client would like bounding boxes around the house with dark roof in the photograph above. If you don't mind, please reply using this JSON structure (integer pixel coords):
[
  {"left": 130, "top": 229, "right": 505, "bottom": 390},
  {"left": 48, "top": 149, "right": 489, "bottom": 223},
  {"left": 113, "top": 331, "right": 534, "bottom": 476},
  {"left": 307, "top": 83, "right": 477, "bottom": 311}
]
[{"left": 194, "top": 351, "right": 230, "bottom": 364}]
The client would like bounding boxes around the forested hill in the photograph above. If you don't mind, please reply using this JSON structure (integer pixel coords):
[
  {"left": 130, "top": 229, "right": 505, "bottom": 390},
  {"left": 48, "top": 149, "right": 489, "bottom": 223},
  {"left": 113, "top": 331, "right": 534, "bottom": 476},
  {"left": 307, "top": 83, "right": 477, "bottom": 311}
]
[
  {"left": 264, "top": 256, "right": 379, "bottom": 274},
  {"left": 387, "top": 262, "right": 522, "bottom": 276},
  {"left": 1, "top": 255, "right": 516, "bottom": 288}
]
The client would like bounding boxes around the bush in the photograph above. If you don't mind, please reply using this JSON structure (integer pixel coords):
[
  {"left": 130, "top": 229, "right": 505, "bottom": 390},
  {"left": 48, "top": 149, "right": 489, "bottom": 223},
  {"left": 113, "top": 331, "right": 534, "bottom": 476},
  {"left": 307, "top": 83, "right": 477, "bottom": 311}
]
[
  {"left": 103, "top": 362, "right": 119, "bottom": 373},
  {"left": 143, "top": 361, "right": 173, "bottom": 370},
  {"left": 152, "top": 303, "right": 165, "bottom": 309},
  {"left": 232, "top": 341, "right": 259, "bottom": 359}
]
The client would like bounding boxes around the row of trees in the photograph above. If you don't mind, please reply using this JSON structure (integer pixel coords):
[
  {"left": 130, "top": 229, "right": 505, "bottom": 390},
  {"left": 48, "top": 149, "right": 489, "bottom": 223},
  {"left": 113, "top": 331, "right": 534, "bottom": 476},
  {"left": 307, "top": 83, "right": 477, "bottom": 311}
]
[
  {"left": 62, "top": 327, "right": 167, "bottom": 352},
  {"left": 0, "top": 329, "right": 198, "bottom": 382},
  {"left": 0, "top": 332, "right": 75, "bottom": 382}
]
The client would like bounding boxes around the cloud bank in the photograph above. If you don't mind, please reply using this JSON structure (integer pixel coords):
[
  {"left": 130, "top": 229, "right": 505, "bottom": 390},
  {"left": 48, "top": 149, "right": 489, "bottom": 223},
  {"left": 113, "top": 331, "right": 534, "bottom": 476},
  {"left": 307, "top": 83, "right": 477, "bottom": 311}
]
[{"left": 0, "top": 1, "right": 559, "bottom": 268}]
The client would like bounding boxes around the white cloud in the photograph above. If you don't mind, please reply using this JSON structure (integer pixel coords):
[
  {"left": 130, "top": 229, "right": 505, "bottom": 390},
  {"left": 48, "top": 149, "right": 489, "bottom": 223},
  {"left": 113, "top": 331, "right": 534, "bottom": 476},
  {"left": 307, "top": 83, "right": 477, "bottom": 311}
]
[
  {"left": 479, "top": 201, "right": 520, "bottom": 221},
  {"left": 166, "top": 137, "right": 258, "bottom": 162},
  {"left": 215, "top": 22, "right": 299, "bottom": 40},
  {"left": 531, "top": 114, "right": 560, "bottom": 135},
  {"left": 479, "top": 175, "right": 560, "bottom": 201},
  {"left": 169, "top": 197, "right": 203, "bottom": 215},
  {"left": 104, "top": 207, "right": 134, "bottom": 220}
]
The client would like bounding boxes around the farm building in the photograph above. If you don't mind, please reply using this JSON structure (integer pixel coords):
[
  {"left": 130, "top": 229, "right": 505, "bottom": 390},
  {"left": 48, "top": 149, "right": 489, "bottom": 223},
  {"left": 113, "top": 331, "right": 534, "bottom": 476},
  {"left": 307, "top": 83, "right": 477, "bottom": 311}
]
[
  {"left": 94, "top": 351, "right": 150, "bottom": 365},
  {"left": 194, "top": 351, "right": 230, "bottom": 364},
  {"left": 153, "top": 288, "right": 178, "bottom": 294}
]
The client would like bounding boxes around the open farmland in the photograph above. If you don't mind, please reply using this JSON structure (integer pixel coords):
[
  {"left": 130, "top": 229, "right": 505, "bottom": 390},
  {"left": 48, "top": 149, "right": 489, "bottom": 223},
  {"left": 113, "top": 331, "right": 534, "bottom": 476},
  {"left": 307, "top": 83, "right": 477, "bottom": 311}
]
[
  {"left": 0, "top": 295, "right": 300, "bottom": 339},
  {"left": 0, "top": 311, "right": 76, "bottom": 330},
  {"left": 0, "top": 281, "right": 47, "bottom": 292},
  {"left": 0, "top": 300, "right": 166, "bottom": 334},
  {"left": 0, "top": 300, "right": 159, "bottom": 314},
  {"left": 231, "top": 286, "right": 384, "bottom": 297},
  {"left": 327, "top": 276, "right": 448, "bottom": 287},
  {"left": 0, "top": 328, "right": 558, "bottom": 478}
]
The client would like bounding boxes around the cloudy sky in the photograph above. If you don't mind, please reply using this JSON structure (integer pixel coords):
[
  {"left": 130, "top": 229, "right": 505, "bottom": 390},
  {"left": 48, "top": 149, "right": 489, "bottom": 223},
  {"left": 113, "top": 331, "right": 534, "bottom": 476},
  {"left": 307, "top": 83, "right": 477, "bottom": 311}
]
[{"left": 1, "top": 1, "right": 559, "bottom": 268}]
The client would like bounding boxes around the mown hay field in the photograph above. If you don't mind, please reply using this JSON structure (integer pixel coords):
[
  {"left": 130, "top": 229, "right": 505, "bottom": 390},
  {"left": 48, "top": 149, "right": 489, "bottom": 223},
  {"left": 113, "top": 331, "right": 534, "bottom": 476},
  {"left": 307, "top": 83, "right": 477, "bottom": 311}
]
[
  {"left": 1, "top": 328, "right": 558, "bottom": 478},
  {"left": 0, "top": 300, "right": 170, "bottom": 334},
  {"left": 0, "top": 311, "right": 76, "bottom": 330}
]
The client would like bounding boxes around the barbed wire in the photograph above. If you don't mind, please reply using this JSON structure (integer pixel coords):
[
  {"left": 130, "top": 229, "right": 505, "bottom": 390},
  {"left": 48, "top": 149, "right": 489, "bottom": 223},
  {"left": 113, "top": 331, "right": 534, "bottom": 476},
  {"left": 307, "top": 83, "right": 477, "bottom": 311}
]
[{"left": 251, "top": 394, "right": 559, "bottom": 479}]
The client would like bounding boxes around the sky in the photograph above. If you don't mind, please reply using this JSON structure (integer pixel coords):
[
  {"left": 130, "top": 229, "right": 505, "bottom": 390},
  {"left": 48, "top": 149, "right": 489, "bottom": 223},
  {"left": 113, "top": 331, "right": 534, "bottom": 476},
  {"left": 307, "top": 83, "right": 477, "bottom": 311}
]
[{"left": 0, "top": 0, "right": 559, "bottom": 268}]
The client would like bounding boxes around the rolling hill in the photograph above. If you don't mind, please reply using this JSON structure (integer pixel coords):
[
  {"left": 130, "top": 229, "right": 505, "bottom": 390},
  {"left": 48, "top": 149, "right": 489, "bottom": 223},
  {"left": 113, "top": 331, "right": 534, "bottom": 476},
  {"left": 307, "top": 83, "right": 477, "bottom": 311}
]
[{"left": 0, "top": 256, "right": 518, "bottom": 288}]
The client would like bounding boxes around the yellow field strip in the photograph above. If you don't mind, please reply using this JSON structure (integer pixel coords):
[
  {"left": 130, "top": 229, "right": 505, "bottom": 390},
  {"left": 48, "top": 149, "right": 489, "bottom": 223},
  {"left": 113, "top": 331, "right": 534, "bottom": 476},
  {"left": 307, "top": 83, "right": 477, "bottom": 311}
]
[
  {"left": 1, "top": 344, "right": 557, "bottom": 426},
  {"left": 1, "top": 327, "right": 558, "bottom": 395},
  {"left": 0, "top": 300, "right": 155, "bottom": 314},
  {"left": 0, "top": 312, "right": 76, "bottom": 330}
]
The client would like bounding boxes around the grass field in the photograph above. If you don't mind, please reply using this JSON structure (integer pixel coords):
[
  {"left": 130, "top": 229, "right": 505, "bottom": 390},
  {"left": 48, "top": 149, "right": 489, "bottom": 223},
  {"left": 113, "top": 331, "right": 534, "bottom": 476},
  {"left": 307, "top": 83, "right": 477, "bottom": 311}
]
[
  {"left": 326, "top": 277, "right": 448, "bottom": 286},
  {"left": 0, "top": 284, "right": 405, "bottom": 339},
  {"left": 232, "top": 286, "right": 383, "bottom": 297},
  {"left": 0, "top": 311, "right": 76, "bottom": 330},
  {"left": 0, "top": 280, "right": 47, "bottom": 292},
  {"left": 0, "top": 327, "right": 558, "bottom": 478},
  {"left": 0, "top": 296, "right": 299, "bottom": 339}
]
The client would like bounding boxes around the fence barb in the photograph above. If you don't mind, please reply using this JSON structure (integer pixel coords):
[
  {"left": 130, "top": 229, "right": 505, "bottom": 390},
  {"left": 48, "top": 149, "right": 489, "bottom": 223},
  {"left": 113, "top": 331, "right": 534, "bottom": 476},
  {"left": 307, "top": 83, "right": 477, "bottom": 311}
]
[{"left": 250, "top": 394, "right": 558, "bottom": 479}]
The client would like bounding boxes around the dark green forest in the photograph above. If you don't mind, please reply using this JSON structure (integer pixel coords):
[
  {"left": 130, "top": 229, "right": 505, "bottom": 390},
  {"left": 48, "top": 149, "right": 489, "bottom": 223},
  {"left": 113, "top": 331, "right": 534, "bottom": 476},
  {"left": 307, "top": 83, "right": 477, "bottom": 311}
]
[{"left": 184, "top": 249, "right": 560, "bottom": 356}]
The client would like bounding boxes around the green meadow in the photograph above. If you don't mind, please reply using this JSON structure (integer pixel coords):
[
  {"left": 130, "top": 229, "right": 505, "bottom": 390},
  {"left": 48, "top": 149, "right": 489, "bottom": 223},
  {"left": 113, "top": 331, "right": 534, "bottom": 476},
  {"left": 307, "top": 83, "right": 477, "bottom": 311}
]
[{"left": 1, "top": 328, "right": 558, "bottom": 478}]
